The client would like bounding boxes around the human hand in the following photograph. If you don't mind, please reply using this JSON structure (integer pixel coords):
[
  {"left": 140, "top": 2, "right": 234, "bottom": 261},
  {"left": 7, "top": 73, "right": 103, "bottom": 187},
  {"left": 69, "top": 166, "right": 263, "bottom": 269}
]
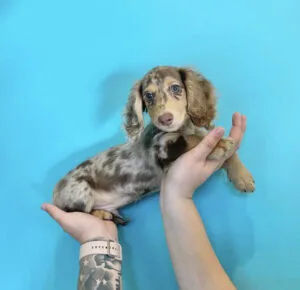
[
  {"left": 161, "top": 112, "right": 246, "bottom": 200},
  {"left": 41, "top": 203, "right": 118, "bottom": 244}
]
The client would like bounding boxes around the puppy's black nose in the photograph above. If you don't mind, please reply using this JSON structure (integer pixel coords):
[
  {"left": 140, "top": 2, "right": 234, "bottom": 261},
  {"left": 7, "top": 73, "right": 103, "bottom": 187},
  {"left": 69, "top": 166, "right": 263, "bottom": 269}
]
[{"left": 158, "top": 113, "right": 173, "bottom": 126}]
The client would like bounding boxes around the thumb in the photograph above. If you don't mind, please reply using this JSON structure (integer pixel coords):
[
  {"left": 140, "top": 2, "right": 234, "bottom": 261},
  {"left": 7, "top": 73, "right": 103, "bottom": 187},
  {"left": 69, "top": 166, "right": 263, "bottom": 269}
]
[{"left": 41, "top": 203, "right": 67, "bottom": 224}]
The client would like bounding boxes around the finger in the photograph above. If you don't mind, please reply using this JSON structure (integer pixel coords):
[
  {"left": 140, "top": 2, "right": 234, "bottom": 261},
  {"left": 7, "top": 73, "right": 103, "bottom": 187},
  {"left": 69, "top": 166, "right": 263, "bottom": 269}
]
[
  {"left": 228, "top": 112, "right": 245, "bottom": 148},
  {"left": 241, "top": 115, "right": 247, "bottom": 132},
  {"left": 237, "top": 115, "right": 247, "bottom": 150},
  {"left": 41, "top": 203, "right": 67, "bottom": 224},
  {"left": 192, "top": 127, "right": 225, "bottom": 159},
  {"left": 229, "top": 112, "right": 242, "bottom": 138},
  {"left": 205, "top": 113, "right": 247, "bottom": 170}
]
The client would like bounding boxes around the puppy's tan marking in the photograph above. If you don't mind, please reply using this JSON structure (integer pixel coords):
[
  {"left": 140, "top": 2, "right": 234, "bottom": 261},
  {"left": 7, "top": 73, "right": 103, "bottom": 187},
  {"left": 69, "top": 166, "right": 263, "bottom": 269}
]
[{"left": 91, "top": 209, "right": 113, "bottom": 221}]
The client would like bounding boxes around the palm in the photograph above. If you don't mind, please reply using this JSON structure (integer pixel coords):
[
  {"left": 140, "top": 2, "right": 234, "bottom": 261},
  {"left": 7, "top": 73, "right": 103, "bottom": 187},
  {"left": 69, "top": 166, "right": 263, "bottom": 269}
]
[{"left": 42, "top": 204, "right": 118, "bottom": 243}]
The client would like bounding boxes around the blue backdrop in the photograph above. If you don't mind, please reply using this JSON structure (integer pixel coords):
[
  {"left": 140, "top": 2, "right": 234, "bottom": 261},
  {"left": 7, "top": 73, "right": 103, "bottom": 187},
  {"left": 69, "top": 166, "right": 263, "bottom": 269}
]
[{"left": 1, "top": 0, "right": 300, "bottom": 289}]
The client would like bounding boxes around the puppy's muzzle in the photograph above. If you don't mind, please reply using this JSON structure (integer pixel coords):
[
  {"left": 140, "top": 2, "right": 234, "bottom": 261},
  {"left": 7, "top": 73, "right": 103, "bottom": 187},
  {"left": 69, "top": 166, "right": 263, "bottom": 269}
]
[{"left": 158, "top": 113, "right": 173, "bottom": 126}]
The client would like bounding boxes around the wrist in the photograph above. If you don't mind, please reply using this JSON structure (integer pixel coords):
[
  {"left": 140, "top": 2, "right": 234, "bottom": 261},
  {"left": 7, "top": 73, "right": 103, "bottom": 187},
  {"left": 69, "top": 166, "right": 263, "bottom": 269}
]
[
  {"left": 160, "top": 192, "right": 193, "bottom": 213},
  {"left": 79, "top": 221, "right": 118, "bottom": 244},
  {"left": 160, "top": 185, "right": 194, "bottom": 202}
]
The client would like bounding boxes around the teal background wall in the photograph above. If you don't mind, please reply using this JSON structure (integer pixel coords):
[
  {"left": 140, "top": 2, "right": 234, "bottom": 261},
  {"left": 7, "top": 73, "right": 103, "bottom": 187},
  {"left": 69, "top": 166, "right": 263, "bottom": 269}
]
[{"left": 1, "top": 0, "right": 300, "bottom": 289}]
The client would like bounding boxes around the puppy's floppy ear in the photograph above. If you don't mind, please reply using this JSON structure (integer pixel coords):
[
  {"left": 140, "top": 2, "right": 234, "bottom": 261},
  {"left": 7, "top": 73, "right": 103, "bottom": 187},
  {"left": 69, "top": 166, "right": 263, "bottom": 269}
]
[
  {"left": 178, "top": 68, "right": 216, "bottom": 129},
  {"left": 123, "top": 80, "right": 145, "bottom": 141}
]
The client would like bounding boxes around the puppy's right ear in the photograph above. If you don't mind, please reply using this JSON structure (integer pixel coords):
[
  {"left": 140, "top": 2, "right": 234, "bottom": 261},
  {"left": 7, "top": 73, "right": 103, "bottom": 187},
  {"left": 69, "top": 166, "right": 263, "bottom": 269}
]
[{"left": 123, "top": 80, "right": 145, "bottom": 142}]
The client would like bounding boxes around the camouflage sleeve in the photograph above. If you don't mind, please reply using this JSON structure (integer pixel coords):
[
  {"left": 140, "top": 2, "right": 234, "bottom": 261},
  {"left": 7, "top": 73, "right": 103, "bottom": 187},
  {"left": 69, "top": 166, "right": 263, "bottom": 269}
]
[{"left": 78, "top": 248, "right": 122, "bottom": 290}]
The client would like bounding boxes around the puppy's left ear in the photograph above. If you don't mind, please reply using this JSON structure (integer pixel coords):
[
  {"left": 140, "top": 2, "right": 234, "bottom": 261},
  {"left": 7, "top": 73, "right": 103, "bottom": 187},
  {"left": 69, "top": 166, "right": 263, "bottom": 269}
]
[{"left": 178, "top": 68, "right": 216, "bottom": 129}]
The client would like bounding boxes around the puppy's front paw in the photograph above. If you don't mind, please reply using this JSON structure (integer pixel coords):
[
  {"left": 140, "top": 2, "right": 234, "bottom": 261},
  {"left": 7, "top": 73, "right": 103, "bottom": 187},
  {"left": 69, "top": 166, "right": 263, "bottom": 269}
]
[
  {"left": 224, "top": 153, "right": 256, "bottom": 193},
  {"left": 207, "top": 137, "right": 236, "bottom": 161},
  {"left": 230, "top": 168, "right": 255, "bottom": 193}
]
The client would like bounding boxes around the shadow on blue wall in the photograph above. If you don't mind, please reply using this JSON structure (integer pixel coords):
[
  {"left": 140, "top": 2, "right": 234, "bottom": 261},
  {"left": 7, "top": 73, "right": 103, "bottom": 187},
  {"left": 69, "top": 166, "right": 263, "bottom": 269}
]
[
  {"left": 32, "top": 71, "right": 140, "bottom": 197},
  {"left": 96, "top": 71, "right": 141, "bottom": 125},
  {"left": 0, "top": 0, "right": 13, "bottom": 15}
]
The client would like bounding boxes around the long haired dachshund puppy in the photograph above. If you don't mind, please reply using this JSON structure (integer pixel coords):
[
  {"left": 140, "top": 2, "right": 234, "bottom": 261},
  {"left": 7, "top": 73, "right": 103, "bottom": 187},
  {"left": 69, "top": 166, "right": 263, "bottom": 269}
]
[{"left": 53, "top": 66, "right": 255, "bottom": 225}]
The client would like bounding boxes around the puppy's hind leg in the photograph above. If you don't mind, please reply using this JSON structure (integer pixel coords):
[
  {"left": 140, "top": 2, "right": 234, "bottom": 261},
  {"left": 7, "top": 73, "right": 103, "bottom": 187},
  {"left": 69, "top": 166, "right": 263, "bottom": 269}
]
[
  {"left": 53, "top": 177, "right": 95, "bottom": 213},
  {"left": 53, "top": 177, "right": 129, "bottom": 225}
]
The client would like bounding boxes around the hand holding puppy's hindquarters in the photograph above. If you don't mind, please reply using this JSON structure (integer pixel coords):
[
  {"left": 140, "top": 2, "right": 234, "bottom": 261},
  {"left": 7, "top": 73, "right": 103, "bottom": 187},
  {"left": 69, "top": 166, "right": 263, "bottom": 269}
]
[{"left": 41, "top": 203, "right": 118, "bottom": 244}]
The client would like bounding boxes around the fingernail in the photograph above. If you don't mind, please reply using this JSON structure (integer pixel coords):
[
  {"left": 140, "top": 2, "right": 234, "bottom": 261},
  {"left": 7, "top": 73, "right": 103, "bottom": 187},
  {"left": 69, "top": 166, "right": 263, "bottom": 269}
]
[
  {"left": 214, "top": 127, "right": 224, "bottom": 137},
  {"left": 41, "top": 204, "right": 46, "bottom": 211}
]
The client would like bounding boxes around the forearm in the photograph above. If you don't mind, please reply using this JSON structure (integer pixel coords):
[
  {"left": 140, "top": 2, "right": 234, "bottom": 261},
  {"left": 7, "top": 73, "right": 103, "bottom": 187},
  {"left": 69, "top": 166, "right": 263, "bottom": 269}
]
[
  {"left": 78, "top": 241, "right": 122, "bottom": 290},
  {"left": 160, "top": 195, "right": 236, "bottom": 290}
]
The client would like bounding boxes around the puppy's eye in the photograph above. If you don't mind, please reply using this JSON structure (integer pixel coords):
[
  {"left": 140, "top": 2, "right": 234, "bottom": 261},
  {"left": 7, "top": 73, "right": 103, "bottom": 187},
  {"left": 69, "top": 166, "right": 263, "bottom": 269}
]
[
  {"left": 170, "top": 84, "right": 181, "bottom": 94},
  {"left": 144, "top": 92, "right": 154, "bottom": 102}
]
